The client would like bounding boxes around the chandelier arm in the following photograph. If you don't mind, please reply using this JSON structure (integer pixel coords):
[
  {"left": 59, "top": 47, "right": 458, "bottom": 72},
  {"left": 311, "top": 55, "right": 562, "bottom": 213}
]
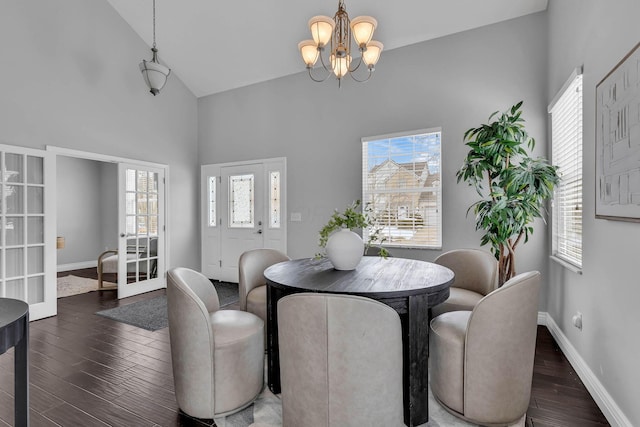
[
  {"left": 307, "top": 66, "right": 332, "bottom": 83},
  {"left": 347, "top": 55, "right": 364, "bottom": 73},
  {"left": 317, "top": 48, "right": 333, "bottom": 74},
  {"left": 348, "top": 67, "right": 373, "bottom": 83}
]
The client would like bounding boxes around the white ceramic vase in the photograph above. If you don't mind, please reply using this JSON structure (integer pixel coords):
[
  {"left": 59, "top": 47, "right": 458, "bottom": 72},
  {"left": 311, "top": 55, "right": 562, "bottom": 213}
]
[{"left": 326, "top": 229, "right": 364, "bottom": 270}]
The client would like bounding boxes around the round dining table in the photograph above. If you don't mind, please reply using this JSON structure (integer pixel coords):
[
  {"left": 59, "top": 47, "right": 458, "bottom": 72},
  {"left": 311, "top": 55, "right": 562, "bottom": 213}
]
[
  {"left": 0, "top": 298, "right": 29, "bottom": 427},
  {"left": 264, "top": 256, "right": 454, "bottom": 427}
]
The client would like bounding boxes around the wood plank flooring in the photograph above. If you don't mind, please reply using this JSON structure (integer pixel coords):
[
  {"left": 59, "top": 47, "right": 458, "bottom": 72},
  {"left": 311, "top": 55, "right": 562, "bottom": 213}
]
[{"left": 0, "top": 270, "right": 609, "bottom": 426}]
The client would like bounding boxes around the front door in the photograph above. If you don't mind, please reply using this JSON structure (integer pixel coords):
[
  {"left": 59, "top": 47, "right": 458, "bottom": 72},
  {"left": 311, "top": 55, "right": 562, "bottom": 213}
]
[
  {"left": 117, "top": 163, "right": 165, "bottom": 299},
  {"left": 201, "top": 158, "right": 286, "bottom": 282},
  {"left": 0, "top": 145, "right": 55, "bottom": 320}
]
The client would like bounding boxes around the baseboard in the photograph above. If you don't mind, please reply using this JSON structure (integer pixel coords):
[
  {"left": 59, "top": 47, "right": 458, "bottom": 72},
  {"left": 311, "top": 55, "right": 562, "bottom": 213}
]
[
  {"left": 538, "top": 311, "right": 633, "bottom": 427},
  {"left": 57, "top": 261, "right": 97, "bottom": 272}
]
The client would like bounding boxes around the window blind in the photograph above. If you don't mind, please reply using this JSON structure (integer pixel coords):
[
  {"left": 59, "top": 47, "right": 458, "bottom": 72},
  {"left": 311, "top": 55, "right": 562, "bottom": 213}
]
[{"left": 549, "top": 69, "right": 583, "bottom": 268}]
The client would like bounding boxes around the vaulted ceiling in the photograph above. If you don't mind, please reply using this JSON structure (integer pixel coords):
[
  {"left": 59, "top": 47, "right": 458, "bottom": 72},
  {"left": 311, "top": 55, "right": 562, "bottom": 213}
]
[{"left": 107, "top": 0, "right": 548, "bottom": 97}]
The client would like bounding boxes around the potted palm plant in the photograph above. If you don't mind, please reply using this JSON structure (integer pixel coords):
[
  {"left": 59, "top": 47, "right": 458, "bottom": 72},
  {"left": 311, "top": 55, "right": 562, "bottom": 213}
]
[{"left": 457, "top": 101, "right": 560, "bottom": 286}]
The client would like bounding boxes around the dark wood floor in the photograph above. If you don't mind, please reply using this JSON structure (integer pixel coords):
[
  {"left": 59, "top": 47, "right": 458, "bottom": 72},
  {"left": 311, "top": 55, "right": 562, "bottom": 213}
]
[{"left": 0, "top": 270, "right": 609, "bottom": 427}]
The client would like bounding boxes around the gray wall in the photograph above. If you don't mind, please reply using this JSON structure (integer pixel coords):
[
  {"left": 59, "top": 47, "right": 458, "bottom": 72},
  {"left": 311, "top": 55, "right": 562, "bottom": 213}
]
[
  {"left": 199, "top": 12, "right": 550, "bottom": 298},
  {"left": 0, "top": 1, "right": 199, "bottom": 272},
  {"left": 547, "top": 0, "right": 640, "bottom": 424},
  {"left": 56, "top": 157, "right": 103, "bottom": 266}
]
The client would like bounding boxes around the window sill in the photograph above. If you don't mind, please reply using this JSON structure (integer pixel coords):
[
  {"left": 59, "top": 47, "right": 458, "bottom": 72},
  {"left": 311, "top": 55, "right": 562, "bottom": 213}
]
[{"left": 549, "top": 255, "right": 582, "bottom": 275}]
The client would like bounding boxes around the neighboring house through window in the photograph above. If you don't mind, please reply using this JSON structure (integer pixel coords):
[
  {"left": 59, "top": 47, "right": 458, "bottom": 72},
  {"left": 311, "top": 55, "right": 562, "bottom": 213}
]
[
  {"left": 549, "top": 68, "right": 583, "bottom": 269},
  {"left": 362, "top": 129, "right": 442, "bottom": 249}
]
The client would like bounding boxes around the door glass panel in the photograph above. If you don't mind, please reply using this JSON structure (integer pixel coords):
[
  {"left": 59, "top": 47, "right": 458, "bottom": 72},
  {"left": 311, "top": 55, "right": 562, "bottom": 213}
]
[
  {"left": 27, "top": 276, "right": 44, "bottom": 304},
  {"left": 208, "top": 176, "right": 217, "bottom": 227},
  {"left": 28, "top": 246, "right": 44, "bottom": 274},
  {"left": 6, "top": 217, "right": 24, "bottom": 245},
  {"left": 27, "top": 156, "right": 43, "bottom": 184},
  {"left": 6, "top": 248, "right": 24, "bottom": 277},
  {"left": 5, "top": 154, "right": 23, "bottom": 183},
  {"left": 229, "top": 174, "right": 254, "bottom": 228},
  {"left": 27, "top": 186, "right": 44, "bottom": 214},
  {"left": 270, "top": 171, "right": 281, "bottom": 228},
  {"left": 27, "top": 217, "right": 44, "bottom": 244},
  {"left": 6, "top": 185, "right": 24, "bottom": 214},
  {"left": 126, "top": 192, "right": 136, "bottom": 215}
]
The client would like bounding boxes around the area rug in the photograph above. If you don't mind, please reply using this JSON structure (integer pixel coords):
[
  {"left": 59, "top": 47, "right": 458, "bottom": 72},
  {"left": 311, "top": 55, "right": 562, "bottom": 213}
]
[
  {"left": 57, "top": 275, "right": 116, "bottom": 298},
  {"left": 213, "top": 357, "right": 526, "bottom": 427},
  {"left": 216, "top": 381, "right": 525, "bottom": 427},
  {"left": 95, "top": 281, "right": 239, "bottom": 331}
]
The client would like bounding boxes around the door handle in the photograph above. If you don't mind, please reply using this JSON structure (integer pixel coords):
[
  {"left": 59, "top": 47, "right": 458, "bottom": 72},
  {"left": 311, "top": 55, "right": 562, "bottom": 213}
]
[
  {"left": 120, "top": 233, "right": 126, "bottom": 237},
  {"left": 256, "top": 229, "right": 263, "bottom": 234}
]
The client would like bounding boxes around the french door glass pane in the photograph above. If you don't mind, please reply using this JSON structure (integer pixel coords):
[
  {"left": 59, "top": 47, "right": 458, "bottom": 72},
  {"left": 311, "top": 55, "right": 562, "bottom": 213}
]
[
  {"left": 28, "top": 276, "right": 44, "bottom": 304},
  {"left": 7, "top": 217, "right": 23, "bottom": 245},
  {"left": 5, "top": 154, "right": 23, "bottom": 182},
  {"left": 6, "top": 248, "right": 24, "bottom": 278},
  {"left": 27, "top": 217, "right": 44, "bottom": 244},
  {"left": 6, "top": 186, "right": 23, "bottom": 214},
  {"left": 28, "top": 247, "right": 44, "bottom": 274},
  {"left": 27, "top": 186, "right": 44, "bottom": 214},
  {"left": 5, "top": 279, "right": 23, "bottom": 299},
  {"left": 27, "top": 156, "right": 43, "bottom": 184}
]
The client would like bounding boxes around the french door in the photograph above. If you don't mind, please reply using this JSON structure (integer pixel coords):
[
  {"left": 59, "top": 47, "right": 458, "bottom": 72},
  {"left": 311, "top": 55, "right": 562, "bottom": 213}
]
[
  {"left": 117, "top": 163, "right": 165, "bottom": 299},
  {"left": 0, "top": 145, "right": 55, "bottom": 320},
  {"left": 201, "top": 158, "right": 286, "bottom": 283}
]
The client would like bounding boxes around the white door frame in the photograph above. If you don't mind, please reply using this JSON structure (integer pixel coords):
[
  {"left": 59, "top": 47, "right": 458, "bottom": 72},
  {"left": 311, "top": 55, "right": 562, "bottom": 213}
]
[
  {"left": 201, "top": 157, "right": 287, "bottom": 282},
  {"left": 47, "top": 146, "right": 170, "bottom": 295}
]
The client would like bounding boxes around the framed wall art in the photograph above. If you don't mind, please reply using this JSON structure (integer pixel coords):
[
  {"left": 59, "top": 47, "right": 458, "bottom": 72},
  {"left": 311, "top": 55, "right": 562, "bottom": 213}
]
[{"left": 596, "top": 42, "right": 640, "bottom": 221}]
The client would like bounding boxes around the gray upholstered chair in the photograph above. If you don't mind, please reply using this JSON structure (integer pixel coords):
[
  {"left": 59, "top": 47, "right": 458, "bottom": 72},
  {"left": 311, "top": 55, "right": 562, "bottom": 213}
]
[
  {"left": 238, "top": 248, "right": 290, "bottom": 327},
  {"left": 429, "top": 271, "right": 540, "bottom": 426},
  {"left": 431, "top": 248, "right": 498, "bottom": 317},
  {"left": 167, "top": 267, "right": 264, "bottom": 419},
  {"left": 278, "top": 293, "right": 404, "bottom": 427}
]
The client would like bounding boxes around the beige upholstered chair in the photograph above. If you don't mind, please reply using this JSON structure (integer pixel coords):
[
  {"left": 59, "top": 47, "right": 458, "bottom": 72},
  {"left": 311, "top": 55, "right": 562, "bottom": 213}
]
[
  {"left": 429, "top": 271, "right": 540, "bottom": 426},
  {"left": 278, "top": 293, "right": 404, "bottom": 427},
  {"left": 432, "top": 248, "right": 498, "bottom": 317},
  {"left": 238, "top": 248, "right": 290, "bottom": 326},
  {"left": 167, "top": 267, "right": 264, "bottom": 419}
]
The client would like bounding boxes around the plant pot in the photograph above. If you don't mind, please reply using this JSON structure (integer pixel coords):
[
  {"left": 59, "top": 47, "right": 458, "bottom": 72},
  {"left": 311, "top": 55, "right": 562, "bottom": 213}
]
[{"left": 326, "top": 229, "right": 364, "bottom": 270}]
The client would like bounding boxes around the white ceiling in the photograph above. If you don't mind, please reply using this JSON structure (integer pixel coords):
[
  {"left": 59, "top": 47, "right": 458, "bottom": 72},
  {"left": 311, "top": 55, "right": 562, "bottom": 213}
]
[{"left": 106, "top": 0, "right": 548, "bottom": 98}]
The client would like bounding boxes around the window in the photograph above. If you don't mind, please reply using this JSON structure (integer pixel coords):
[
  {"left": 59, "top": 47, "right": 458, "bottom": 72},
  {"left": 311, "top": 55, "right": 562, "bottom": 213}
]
[
  {"left": 549, "top": 68, "right": 583, "bottom": 269},
  {"left": 362, "top": 129, "right": 442, "bottom": 248},
  {"left": 208, "top": 176, "right": 217, "bottom": 227}
]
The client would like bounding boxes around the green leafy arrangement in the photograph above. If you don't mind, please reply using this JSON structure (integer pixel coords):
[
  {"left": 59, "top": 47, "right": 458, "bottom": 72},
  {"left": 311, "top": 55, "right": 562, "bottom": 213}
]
[
  {"left": 316, "top": 200, "right": 388, "bottom": 258},
  {"left": 457, "top": 101, "right": 559, "bottom": 286}
]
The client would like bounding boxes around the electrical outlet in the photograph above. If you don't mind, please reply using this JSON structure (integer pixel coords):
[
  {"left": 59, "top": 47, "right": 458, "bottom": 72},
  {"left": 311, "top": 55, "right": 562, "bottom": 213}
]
[{"left": 572, "top": 311, "right": 583, "bottom": 330}]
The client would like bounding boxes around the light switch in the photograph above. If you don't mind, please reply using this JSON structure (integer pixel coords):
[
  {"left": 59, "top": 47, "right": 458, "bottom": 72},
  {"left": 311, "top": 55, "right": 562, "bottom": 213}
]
[{"left": 290, "top": 212, "right": 302, "bottom": 222}]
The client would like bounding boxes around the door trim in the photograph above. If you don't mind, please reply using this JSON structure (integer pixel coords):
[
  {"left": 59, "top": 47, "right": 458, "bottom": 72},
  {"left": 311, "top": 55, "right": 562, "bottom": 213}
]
[
  {"left": 201, "top": 157, "right": 287, "bottom": 281},
  {"left": 46, "top": 146, "right": 170, "bottom": 293}
]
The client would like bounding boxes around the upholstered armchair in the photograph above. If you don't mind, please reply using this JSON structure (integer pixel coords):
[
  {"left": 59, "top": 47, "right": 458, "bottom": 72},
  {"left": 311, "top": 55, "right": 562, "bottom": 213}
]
[
  {"left": 97, "top": 236, "right": 158, "bottom": 289},
  {"left": 238, "top": 248, "right": 290, "bottom": 326},
  {"left": 429, "top": 271, "right": 540, "bottom": 426},
  {"left": 431, "top": 248, "right": 498, "bottom": 317},
  {"left": 278, "top": 293, "right": 404, "bottom": 427},
  {"left": 167, "top": 267, "right": 264, "bottom": 419}
]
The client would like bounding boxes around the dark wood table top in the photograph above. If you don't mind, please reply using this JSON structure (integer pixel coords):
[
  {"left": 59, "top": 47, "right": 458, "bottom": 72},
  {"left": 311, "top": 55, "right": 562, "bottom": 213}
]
[
  {"left": 264, "top": 256, "right": 454, "bottom": 299},
  {"left": 0, "top": 298, "right": 29, "bottom": 354}
]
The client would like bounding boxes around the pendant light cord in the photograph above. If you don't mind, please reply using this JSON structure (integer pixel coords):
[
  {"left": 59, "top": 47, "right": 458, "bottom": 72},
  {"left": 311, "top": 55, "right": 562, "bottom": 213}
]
[{"left": 152, "top": 0, "right": 157, "bottom": 49}]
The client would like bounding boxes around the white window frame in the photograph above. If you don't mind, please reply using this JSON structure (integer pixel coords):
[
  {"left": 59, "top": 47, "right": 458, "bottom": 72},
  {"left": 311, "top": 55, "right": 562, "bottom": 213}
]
[
  {"left": 362, "top": 128, "right": 442, "bottom": 249},
  {"left": 549, "top": 67, "right": 583, "bottom": 272}
]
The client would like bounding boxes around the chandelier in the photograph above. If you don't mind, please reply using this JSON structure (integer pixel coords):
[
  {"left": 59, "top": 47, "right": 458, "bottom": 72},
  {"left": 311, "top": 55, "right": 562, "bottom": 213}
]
[
  {"left": 139, "top": 0, "right": 171, "bottom": 96},
  {"left": 298, "top": 0, "right": 383, "bottom": 86}
]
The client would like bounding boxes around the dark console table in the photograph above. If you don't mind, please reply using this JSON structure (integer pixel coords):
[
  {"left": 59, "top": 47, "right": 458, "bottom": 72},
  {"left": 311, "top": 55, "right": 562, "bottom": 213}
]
[
  {"left": 264, "top": 257, "right": 454, "bottom": 427},
  {"left": 0, "top": 298, "right": 29, "bottom": 427}
]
